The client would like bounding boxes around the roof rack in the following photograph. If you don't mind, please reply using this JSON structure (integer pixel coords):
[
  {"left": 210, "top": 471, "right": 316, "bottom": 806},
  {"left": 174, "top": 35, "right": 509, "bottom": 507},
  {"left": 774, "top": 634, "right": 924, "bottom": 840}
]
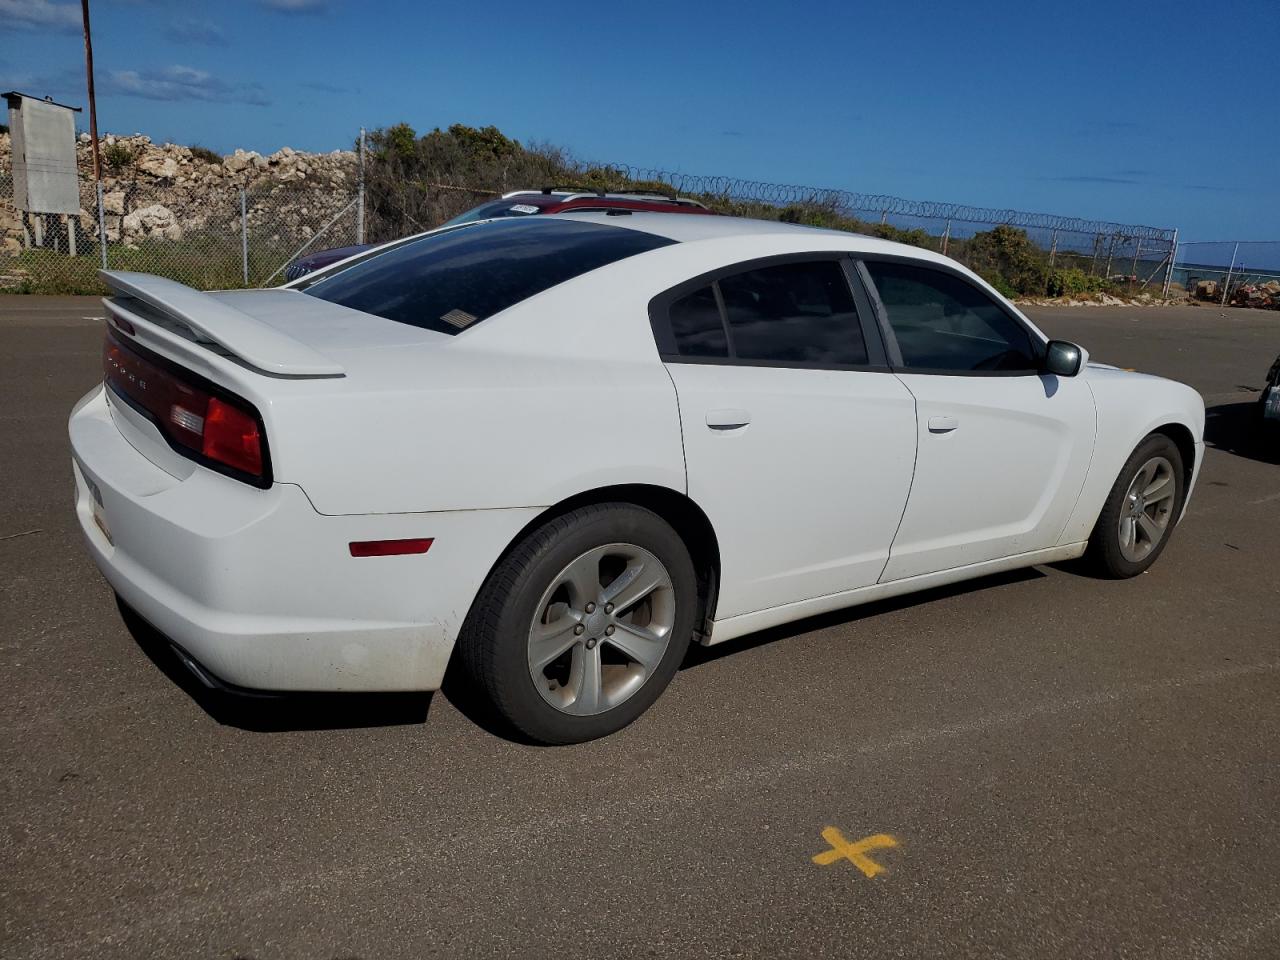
[
  {"left": 506, "top": 187, "right": 707, "bottom": 209},
  {"left": 532, "top": 186, "right": 599, "bottom": 196}
]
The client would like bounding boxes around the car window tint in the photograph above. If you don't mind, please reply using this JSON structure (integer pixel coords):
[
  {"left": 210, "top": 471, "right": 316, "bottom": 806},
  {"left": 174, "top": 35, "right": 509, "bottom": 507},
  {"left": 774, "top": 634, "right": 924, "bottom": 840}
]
[
  {"left": 668, "top": 285, "right": 728, "bottom": 357},
  {"left": 302, "top": 219, "right": 675, "bottom": 335},
  {"left": 717, "top": 261, "right": 867, "bottom": 365},
  {"left": 440, "top": 199, "right": 546, "bottom": 227},
  {"left": 865, "top": 261, "right": 1038, "bottom": 372}
]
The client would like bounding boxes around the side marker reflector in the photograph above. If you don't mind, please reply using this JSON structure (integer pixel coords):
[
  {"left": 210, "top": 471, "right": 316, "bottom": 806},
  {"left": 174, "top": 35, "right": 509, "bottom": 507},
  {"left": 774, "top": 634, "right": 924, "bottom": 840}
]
[{"left": 349, "top": 538, "right": 434, "bottom": 558}]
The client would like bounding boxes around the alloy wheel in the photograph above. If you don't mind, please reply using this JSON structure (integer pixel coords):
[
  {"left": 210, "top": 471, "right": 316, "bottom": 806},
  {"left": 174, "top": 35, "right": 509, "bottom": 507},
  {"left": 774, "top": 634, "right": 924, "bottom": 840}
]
[
  {"left": 527, "top": 543, "right": 677, "bottom": 716},
  {"left": 1117, "top": 455, "right": 1176, "bottom": 563}
]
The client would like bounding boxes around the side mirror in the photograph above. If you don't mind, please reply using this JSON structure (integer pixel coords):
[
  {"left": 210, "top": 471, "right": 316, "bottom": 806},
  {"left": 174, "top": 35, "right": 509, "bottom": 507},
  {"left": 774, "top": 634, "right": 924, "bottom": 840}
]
[{"left": 1043, "top": 340, "right": 1084, "bottom": 377}]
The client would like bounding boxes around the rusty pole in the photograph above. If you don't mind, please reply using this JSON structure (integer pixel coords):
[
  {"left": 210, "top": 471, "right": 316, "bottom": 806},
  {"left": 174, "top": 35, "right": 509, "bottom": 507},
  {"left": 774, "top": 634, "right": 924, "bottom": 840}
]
[{"left": 81, "top": 0, "right": 102, "bottom": 183}]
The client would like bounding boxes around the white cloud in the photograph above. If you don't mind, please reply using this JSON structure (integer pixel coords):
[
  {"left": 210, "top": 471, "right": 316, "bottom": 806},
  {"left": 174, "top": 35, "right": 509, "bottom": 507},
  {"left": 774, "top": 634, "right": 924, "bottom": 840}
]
[
  {"left": 165, "top": 18, "right": 228, "bottom": 46},
  {"left": 259, "top": 0, "right": 328, "bottom": 11},
  {"left": 103, "top": 65, "right": 270, "bottom": 106},
  {"left": 0, "top": 0, "right": 80, "bottom": 32}
]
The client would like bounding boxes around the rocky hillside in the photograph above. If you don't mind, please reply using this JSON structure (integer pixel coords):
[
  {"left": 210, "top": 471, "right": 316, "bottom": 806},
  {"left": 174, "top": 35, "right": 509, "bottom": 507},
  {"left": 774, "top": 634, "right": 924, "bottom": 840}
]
[{"left": 0, "top": 132, "right": 357, "bottom": 255}]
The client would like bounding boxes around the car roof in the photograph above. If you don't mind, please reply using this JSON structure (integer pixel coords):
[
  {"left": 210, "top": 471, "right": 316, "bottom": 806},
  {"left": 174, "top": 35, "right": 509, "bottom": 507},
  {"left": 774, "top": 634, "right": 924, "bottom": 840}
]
[
  {"left": 297, "top": 211, "right": 958, "bottom": 295},
  {"left": 551, "top": 209, "right": 947, "bottom": 261},
  {"left": 554, "top": 209, "right": 845, "bottom": 240}
]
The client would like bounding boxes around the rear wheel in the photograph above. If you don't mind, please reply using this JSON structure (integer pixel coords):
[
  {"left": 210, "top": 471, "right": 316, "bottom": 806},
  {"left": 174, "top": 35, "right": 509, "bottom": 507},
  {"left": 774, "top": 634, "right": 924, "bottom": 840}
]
[
  {"left": 458, "top": 503, "right": 697, "bottom": 744},
  {"left": 1086, "top": 434, "right": 1185, "bottom": 578}
]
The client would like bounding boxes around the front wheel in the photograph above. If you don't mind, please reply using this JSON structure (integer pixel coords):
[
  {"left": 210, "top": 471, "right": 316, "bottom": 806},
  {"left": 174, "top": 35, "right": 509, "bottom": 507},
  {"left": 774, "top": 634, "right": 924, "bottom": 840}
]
[
  {"left": 1085, "top": 434, "right": 1185, "bottom": 578},
  {"left": 458, "top": 503, "right": 697, "bottom": 744}
]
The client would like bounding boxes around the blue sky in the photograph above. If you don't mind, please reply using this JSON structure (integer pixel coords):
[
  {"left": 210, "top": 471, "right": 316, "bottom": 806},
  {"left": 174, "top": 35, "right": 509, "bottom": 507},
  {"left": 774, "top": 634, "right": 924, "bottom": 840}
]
[{"left": 2, "top": 0, "right": 1275, "bottom": 241}]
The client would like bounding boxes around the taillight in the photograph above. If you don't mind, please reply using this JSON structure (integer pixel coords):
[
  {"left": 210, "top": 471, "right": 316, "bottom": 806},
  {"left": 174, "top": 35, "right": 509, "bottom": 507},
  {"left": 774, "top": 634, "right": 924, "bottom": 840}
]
[
  {"left": 202, "top": 398, "right": 264, "bottom": 477},
  {"left": 103, "top": 328, "right": 270, "bottom": 486}
]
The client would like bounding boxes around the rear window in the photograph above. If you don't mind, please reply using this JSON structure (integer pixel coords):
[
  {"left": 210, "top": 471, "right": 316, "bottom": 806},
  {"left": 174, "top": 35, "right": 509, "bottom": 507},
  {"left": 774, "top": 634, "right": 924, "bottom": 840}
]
[
  {"left": 440, "top": 198, "right": 549, "bottom": 227},
  {"left": 300, "top": 218, "right": 675, "bottom": 335}
]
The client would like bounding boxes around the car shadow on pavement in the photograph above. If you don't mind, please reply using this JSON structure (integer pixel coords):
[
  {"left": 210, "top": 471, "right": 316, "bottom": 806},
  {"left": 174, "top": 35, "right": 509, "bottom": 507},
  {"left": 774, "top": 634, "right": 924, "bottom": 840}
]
[
  {"left": 1205, "top": 401, "right": 1280, "bottom": 466},
  {"left": 681, "top": 567, "right": 1044, "bottom": 669},
  {"left": 121, "top": 567, "right": 1054, "bottom": 739},
  {"left": 119, "top": 598, "right": 434, "bottom": 732},
  {"left": 437, "top": 651, "right": 537, "bottom": 744}
]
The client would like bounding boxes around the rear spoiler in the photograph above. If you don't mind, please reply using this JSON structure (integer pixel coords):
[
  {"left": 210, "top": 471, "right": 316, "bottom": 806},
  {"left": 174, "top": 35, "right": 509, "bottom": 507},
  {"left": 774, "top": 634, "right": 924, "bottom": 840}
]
[{"left": 98, "top": 270, "right": 345, "bottom": 377}]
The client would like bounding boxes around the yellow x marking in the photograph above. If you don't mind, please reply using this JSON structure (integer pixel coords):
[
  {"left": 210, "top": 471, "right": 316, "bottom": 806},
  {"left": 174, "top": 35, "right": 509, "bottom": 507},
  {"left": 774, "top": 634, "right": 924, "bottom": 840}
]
[{"left": 811, "top": 828, "right": 898, "bottom": 877}]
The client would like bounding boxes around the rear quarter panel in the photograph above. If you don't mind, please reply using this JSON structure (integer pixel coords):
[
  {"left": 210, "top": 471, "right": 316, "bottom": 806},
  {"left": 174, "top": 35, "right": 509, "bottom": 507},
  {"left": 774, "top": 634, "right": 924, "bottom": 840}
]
[{"left": 269, "top": 266, "right": 692, "bottom": 516}]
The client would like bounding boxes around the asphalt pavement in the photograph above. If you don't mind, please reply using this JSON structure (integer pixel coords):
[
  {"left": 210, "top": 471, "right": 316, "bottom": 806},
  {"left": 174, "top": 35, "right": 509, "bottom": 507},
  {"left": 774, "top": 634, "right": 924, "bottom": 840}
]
[{"left": 1, "top": 295, "right": 1277, "bottom": 959}]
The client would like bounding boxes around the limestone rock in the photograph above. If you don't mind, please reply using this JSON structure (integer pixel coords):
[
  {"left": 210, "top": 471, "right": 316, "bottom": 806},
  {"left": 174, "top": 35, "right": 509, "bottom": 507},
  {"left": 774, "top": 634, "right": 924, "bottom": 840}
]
[
  {"left": 0, "top": 129, "right": 358, "bottom": 267},
  {"left": 123, "top": 203, "right": 176, "bottom": 237},
  {"left": 139, "top": 155, "right": 179, "bottom": 179}
]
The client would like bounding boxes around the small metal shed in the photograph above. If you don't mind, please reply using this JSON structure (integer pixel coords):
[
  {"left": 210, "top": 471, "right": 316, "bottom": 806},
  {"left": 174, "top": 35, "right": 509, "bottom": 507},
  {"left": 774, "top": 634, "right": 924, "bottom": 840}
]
[{"left": 5, "top": 92, "right": 83, "bottom": 252}]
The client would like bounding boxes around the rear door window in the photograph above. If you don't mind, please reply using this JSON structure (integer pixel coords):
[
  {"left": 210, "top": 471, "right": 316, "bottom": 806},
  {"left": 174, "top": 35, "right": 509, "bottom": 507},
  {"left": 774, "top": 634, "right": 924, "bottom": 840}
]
[
  {"left": 653, "top": 259, "right": 870, "bottom": 367},
  {"left": 668, "top": 285, "right": 729, "bottom": 357},
  {"left": 301, "top": 218, "right": 675, "bottom": 335},
  {"left": 718, "top": 261, "right": 867, "bottom": 365}
]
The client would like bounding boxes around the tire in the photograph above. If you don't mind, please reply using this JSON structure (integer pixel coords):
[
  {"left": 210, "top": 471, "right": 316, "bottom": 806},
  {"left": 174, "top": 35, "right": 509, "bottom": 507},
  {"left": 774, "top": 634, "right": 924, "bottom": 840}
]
[
  {"left": 1085, "top": 434, "right": 1186, "bottom": 579},
  {"left": 458, "top": 503, "right": 698, "bottom": 744}
]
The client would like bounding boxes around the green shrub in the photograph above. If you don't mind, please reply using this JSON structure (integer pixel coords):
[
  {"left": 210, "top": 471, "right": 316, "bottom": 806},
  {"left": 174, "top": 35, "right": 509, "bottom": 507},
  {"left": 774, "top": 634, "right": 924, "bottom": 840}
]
[
  {"left": 188, "top": 144, "right": 221, "bottom": 164},
  {"left": 103, "top": 141, "right": 140, "bottom": 173},
  {"left": 965, "top": 225, "right": 1050, "bottom": 296},
  {"left": 873, "top": 223, "right": 934, "bottom": 250},
  {"left": 1046, "top": 267, "right": 1106, "bottom": 297},
  {"left": 986, "top": 273, "right": 1019, "bottom": 298},
  {"left": 372, "top": 122, "right": 417, "bottom": 160}
]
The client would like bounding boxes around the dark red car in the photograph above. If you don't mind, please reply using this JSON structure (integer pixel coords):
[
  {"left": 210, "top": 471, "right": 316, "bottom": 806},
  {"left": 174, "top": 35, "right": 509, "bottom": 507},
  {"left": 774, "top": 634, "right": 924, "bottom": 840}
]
[{"left": 283, "top": 189, "right": 714, "bottom": 281}]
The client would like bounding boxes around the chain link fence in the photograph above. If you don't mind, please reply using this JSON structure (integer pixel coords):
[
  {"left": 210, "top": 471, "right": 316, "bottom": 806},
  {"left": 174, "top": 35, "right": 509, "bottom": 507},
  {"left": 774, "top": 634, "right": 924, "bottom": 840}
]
[
  {"left": 601, "top": 160, "right": 1177, "bottom": 271},
  {"left": 1, "top": 133, "right": 359, "bottom": 294},
  {"left": 1173, "top": 240, "right": 1280, "bottom": 308},
  {"left": 0, "top": 172, "right": 360, "bottom": 293},
  {"left": 583, "top": 164, "right": 1181, "bottom": 298},
  {"left": 360, "top": 156, "right": 1181, "bottom": 301},
  {"left": 0, "top": 129, "right": 1188, "bottom": 300}
]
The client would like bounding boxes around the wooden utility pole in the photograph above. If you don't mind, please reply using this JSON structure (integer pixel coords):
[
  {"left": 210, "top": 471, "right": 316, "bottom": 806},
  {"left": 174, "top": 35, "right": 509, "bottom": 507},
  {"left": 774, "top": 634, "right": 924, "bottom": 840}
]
[{"left": 81, "top": 0, "right": 102, "bottom": 182}]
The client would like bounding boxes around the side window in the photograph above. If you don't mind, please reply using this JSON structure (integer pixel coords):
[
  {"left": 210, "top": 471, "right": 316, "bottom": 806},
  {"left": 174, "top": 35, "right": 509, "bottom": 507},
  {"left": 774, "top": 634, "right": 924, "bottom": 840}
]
[
  {"left": 668, "top": 285, "right": 729, "bottom": 358},
  {"left": 717, "top": 261, "right": 867, "bottom": 365},
  {"left": 864, "top": 261, "right": 1039, "bottom": 372}
]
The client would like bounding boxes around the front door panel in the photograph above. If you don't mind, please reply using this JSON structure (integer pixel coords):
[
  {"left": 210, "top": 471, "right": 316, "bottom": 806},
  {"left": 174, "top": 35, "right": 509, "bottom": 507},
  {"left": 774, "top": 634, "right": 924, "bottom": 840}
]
[{"left": 881, "top": 373, "right": 1095, "bottom": 581}]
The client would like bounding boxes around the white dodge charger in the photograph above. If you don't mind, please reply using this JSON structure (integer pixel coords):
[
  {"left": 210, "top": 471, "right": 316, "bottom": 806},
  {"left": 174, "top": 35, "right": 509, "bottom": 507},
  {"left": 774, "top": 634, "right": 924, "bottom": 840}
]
[{"left": 70, "top": 213, "right": 1205, "bottom": 743}]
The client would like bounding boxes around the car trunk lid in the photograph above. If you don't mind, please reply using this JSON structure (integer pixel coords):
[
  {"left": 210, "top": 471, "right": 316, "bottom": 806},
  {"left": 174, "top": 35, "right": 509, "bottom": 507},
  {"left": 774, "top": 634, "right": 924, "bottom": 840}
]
[{"left": 97, "top": 271, "right": 445, "bottom": 485}]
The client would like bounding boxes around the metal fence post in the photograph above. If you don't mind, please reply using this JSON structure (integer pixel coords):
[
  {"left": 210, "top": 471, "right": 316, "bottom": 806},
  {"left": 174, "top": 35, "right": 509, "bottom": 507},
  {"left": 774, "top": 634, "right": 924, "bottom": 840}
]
[
  {"left": 1221, "top": 241, "right": 1239, "bottom": 305},
  {"left": 240, "top": 187, "right": 249, "bottom": 286},
  {"left": 356, "top": 127, "right": 366, "bottom": 246},
  {"left": 1048, "top": 229, "right": 1059, "bottom": 267},
  {"left": 96, "top": 181, "right": 108, "bottom": 269},
  {"left": 1130, "top": 238, "right": 1142, "bottom": 281},
  {"left": 1162, "top": 229, "right": 1178, "bottom": 299},
  {"left": 941, "top": 219, "right": 951, "bottom": 256}
]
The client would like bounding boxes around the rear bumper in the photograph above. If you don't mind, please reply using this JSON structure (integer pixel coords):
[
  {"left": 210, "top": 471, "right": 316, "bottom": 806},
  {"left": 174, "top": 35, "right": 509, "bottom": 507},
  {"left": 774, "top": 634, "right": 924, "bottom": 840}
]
[{"left": 70, "top": 385, "right": 537, "bottom": 692}]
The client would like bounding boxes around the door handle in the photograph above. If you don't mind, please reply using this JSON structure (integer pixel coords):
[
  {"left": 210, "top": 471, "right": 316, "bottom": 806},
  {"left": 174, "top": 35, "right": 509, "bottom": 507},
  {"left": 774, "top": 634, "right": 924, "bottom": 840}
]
[
  {"left": 706, "top": 408, "right": 751, "bottom": 430},
  {"left": 928, "top": 415, "right": 959, "bottom": 433}
]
